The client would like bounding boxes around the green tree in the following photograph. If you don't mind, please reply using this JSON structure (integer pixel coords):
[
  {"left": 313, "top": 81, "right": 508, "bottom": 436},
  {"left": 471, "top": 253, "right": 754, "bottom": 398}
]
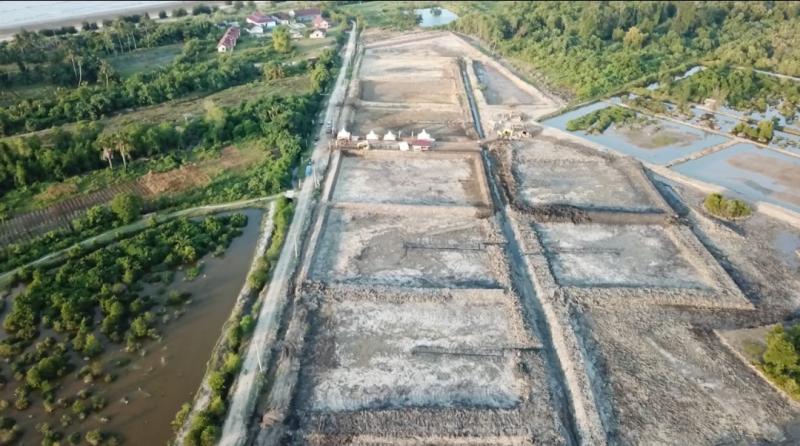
[
  {"left": 110, "top": 193, "right": 142, "bottom": 224},
  {"left": 763, "top": 326, "right": 800, "bottom": 376},
  {"left": 623, "top": 26, "right": 645, "bottom": 49},
  {"left": 272, "top": 26, "right": 291, "bottom": 53}
]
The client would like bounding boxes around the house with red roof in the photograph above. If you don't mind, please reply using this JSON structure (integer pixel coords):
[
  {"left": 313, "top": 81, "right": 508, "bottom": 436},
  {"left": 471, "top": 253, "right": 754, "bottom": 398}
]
[
  {"left": 291, "top": 8, "right": 322, "bottom": 22},
  {"left": 217, "top": 26, "right": 240, "bottom": 52},
  {"left": 312, "top": 15, "right": 330, "bottom": 30}
]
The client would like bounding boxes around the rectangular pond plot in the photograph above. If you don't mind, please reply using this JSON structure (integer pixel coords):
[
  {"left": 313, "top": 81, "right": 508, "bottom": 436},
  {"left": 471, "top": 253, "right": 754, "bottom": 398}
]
[
  {"left": 359, "top": 54, "right": 453, "bottom": 79},
  {"left": 473, "top": 61, "right": 538, "bottom": 106},
  {"left": 351, "top": 106, "right": 470, "bottom": 142},
  {"left": 360, "top": 79, "right": 457, "bottom": 104},
  {"left": 673, "top": 143, "right": 800, "bottom": 213},
  {"left": 510, "top": 140, "right": 661, "bottom": 212},
  {"left": 310, "top": 207, "right": 503, "bottom": 288},
  {"left": 307, "top": 297, "right": 529, "bottom": 411},
  {"left": 535, "top": 223, "right": 709, "bottom": 289},
  {"left": 333, "top": 153, "right": 486, "bottom": 206},
  {"left": 579, "top": 307, "right": 799, "bottom": 445},
  {"left": 543, "top": 103, "right": 731, "bottom": 165}
]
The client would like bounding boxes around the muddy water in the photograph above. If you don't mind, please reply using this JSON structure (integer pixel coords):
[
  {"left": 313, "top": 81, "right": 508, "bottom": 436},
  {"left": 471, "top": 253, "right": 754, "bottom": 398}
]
[
  {"left": 0, "top": 208, "right": 262, "bottom": 445},
  {"left": 543, "top": 102, "right": 730, "bottom": 165},
  {"left": 673, "top": 143, "right": 800, "bottom": 213}
]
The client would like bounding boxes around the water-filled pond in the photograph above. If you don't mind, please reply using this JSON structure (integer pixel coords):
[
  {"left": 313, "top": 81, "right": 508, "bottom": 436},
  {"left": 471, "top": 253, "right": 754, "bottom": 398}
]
[
  {"left": 416, "top": 7, "right": 458, "bottom": 27},
  {"left": 543, "top": 102, "right": 730, "bottom": 165},
  {"left": 673, "top": 144, "right": 800, "bottom": 213}
]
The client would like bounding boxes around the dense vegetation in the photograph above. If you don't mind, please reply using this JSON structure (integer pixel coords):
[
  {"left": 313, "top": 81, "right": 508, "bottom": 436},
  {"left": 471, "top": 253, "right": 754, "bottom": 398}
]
[
  {"left": 0, "top": 213, "right": 247, "bottom": 444},
  {"left": 0, "top": 193, "right": 141, "bottom": 272},
  {"left": 703, "top": 192, "right": 752, "bottom": 219},
  {"left": 758, "top": 323, "right": 800, "bottom": 400},
  {"left": 566, "top": 106, "right": 638, "bottom": 133},
  {"left": 451, "top": 1, "right": 800, "bottom": 98},
  {"left": 651, "top": 65, "right": 800, "bottom": 118}
]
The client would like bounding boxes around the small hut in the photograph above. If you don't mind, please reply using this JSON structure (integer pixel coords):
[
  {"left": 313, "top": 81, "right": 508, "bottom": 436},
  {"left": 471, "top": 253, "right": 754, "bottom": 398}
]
[
  {"left": 383, "top": 130, "right": 396, "bottom": 141},
  {"left": 336, "top": 128, "right": 351, "bottom": 140},
  {"left": 366, "top": 130, "right": 379, "bottom": 141}
]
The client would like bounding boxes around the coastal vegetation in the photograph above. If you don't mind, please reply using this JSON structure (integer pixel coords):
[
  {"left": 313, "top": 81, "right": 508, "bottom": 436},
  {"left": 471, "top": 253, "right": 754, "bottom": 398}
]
[{"left": 703, "top": 192, "right": 752, "bottom": 219}]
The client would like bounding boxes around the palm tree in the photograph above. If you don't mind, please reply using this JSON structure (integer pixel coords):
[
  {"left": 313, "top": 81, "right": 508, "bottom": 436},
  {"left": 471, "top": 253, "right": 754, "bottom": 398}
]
[
  {"left": 115, "top": 136, "right": 132, "bottom": 169},
  {"left": 101, "top": 147, "right": 114, "bottom": 169},
  {"left": 98, "top": 60, "right": 114, "bottom": 88}
]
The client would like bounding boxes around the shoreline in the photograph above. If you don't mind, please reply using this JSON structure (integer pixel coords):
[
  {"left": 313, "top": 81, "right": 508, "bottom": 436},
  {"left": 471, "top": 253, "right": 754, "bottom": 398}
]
[{"left": 0, "top": 1, "right": 221, "bottom": 41}]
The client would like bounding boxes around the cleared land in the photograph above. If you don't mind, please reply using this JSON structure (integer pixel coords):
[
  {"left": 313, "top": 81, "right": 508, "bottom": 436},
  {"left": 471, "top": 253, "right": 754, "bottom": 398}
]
[
  {"left": 474, "top": 60, "right": 538, "bottom": 106},
  {"left": 535, "top": 222, "right": 710, "bottom": 289},
  {"left": 332, "top": 152, "right": 487, "bottom": 206},
  {"left": 498, "top": 133, "right": 665, "bottom": 213},
  {"left": 577, "top": 306, "right": 799, "bottom": 445},
  {"left": 360, "top": 79, "right": 457, "bottom": 104},
  {"left": 311, "top": 206, "right": 506, "bottom": 288},
  {"left": 306, "top": 293, "right": 530, "bottom": 411},
  {"left": 349, "top": 105, "right": 471, "bottom": 142}
]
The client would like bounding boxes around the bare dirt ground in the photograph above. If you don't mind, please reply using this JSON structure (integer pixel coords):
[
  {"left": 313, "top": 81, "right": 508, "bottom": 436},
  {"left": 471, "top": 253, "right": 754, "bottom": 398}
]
[
  {"left": 474, "top": 61, "right": 539, "bottom": 106},
  {"left": 536, "top": 222, "right": 711, "bottom": 289},
  {"left": 242, "top": 29, "right": 800, "bottom": 446},
  {"left": 332, "top": 152, "right": 487, "bottom": 206},
  {"left": 360, "top": 79, "right": 457, "bottom": 104},
  {"left": 494, "top": 130, "right": 666, "bottom": 213},
  {"left": 310, "top": 206, "right": 507, "bottom": 289},
  {"left": 349, "top": 105, "right": 472, "bottom": 142}
]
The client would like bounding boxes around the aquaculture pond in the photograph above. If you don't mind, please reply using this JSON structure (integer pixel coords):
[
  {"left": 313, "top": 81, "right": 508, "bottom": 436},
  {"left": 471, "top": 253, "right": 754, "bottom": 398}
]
[
  {"left": 0, "top": 208, "right": 263, "bottom": 445},
  {"left": 543, "top": 102, "right": 730, "bottom": 165},
  {"left": 416, "top": 7, "right": 458, "bottom": 27},
  {"left": 673, "top": 144, "right": 800, "bottom": 213}
]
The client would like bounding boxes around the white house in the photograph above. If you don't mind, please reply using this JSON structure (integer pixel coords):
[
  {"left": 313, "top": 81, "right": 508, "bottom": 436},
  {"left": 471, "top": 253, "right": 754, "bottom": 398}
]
[
  {"left": 337, "top": 128, "right": 351, "bottom": 140},
  {"left": 310, "top": 29, "right": 327, "bottom": 39},
  {"left": 417, "top": 129, "right": 434, "bottom": 141},
  {"left": 247, "top": 25, "right": 264, "bottom": 35}
]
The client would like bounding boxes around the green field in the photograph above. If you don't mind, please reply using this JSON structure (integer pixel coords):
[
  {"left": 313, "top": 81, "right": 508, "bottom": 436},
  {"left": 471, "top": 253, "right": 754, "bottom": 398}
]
[{"left": 108, "top": 43, "right": 184, "bottom": 78}]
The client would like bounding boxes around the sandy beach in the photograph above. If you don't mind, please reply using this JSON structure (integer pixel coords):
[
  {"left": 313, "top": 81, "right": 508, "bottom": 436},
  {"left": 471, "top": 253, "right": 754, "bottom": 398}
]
[{"left": 0, "top": 1, "right": 219, "bottom": 41}]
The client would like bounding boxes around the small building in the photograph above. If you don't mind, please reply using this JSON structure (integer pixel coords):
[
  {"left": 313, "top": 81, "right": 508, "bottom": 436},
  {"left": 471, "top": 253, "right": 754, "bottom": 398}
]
[
  {"left": 417, "top": 129, "right": 434, "bottom": 141},
  {"left": 383, "top": 130, "right": 396, "bottom": 141},
  {"left": 217, "top": 26, "right": 240, "bottom": 52},
  {"left": 272, "top": 12, "right": 291, "bottom": 25},
  {"left": 366, "top": 130, "right": 379, "bottom": 141},
  {"left": 398, "top": 141, "right": 410, "bottom": 151},
  {"left": 312, "top": 15, "right": 330, "bottom": 30},
  {"left": 411, "top": 139, "right": 433, "bottom": 151},
  {"left": 292, "top": 8, "right": 321, "bottom": 22},
  {"left": 337, "top": 128, "right": 351, "bottom": 140},
  {"left": 247, "top": 25, "right": 264, "bottom": 35},
  {"left": 246, "top": 13, "right": 276, "bottom": 28},
  {"left": 310, "top": 29, "right": 327, "bottom": 39}
]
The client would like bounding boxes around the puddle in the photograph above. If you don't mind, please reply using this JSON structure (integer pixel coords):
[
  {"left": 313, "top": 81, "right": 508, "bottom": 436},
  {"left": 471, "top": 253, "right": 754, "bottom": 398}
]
[{"left": 416, "top": 7, "right": 458, "bottom": 27}]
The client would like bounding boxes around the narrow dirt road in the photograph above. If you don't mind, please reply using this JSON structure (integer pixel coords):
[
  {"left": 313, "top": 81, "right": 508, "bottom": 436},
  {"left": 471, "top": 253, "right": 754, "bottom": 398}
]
[{"left": 217, "top": 22, "right": 358, "bottom": 446}]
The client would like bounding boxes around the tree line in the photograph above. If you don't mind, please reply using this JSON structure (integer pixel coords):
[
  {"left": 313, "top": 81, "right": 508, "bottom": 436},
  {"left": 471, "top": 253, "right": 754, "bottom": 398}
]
[{"left": 450, "top": 2, "right": 800, "bottom": 98}]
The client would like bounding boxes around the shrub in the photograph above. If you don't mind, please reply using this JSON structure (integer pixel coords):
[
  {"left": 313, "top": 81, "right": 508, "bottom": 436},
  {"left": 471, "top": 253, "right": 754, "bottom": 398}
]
[{"left": 703, "top": 193, "right": 752, "bottom": 219}]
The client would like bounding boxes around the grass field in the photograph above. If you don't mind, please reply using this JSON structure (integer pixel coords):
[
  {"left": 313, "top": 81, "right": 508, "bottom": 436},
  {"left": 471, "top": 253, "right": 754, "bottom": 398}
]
[{"left": 108, "top": 43, "right": 184, "bottom": 78}]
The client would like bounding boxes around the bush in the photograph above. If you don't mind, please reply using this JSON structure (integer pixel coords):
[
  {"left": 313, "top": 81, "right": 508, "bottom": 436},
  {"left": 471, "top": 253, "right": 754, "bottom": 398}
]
[{"left": 703, "top": 193, "right": 752, "bottom": 219}]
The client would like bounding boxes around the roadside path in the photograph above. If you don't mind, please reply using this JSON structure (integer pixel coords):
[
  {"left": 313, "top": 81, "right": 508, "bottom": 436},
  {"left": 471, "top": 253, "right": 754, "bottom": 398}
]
[
  {"left": 0, "top": 195, "right": 281, "bottom": 288},
  {"left": 217, "top": 22, "right": 358, "bottom": 446}
]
